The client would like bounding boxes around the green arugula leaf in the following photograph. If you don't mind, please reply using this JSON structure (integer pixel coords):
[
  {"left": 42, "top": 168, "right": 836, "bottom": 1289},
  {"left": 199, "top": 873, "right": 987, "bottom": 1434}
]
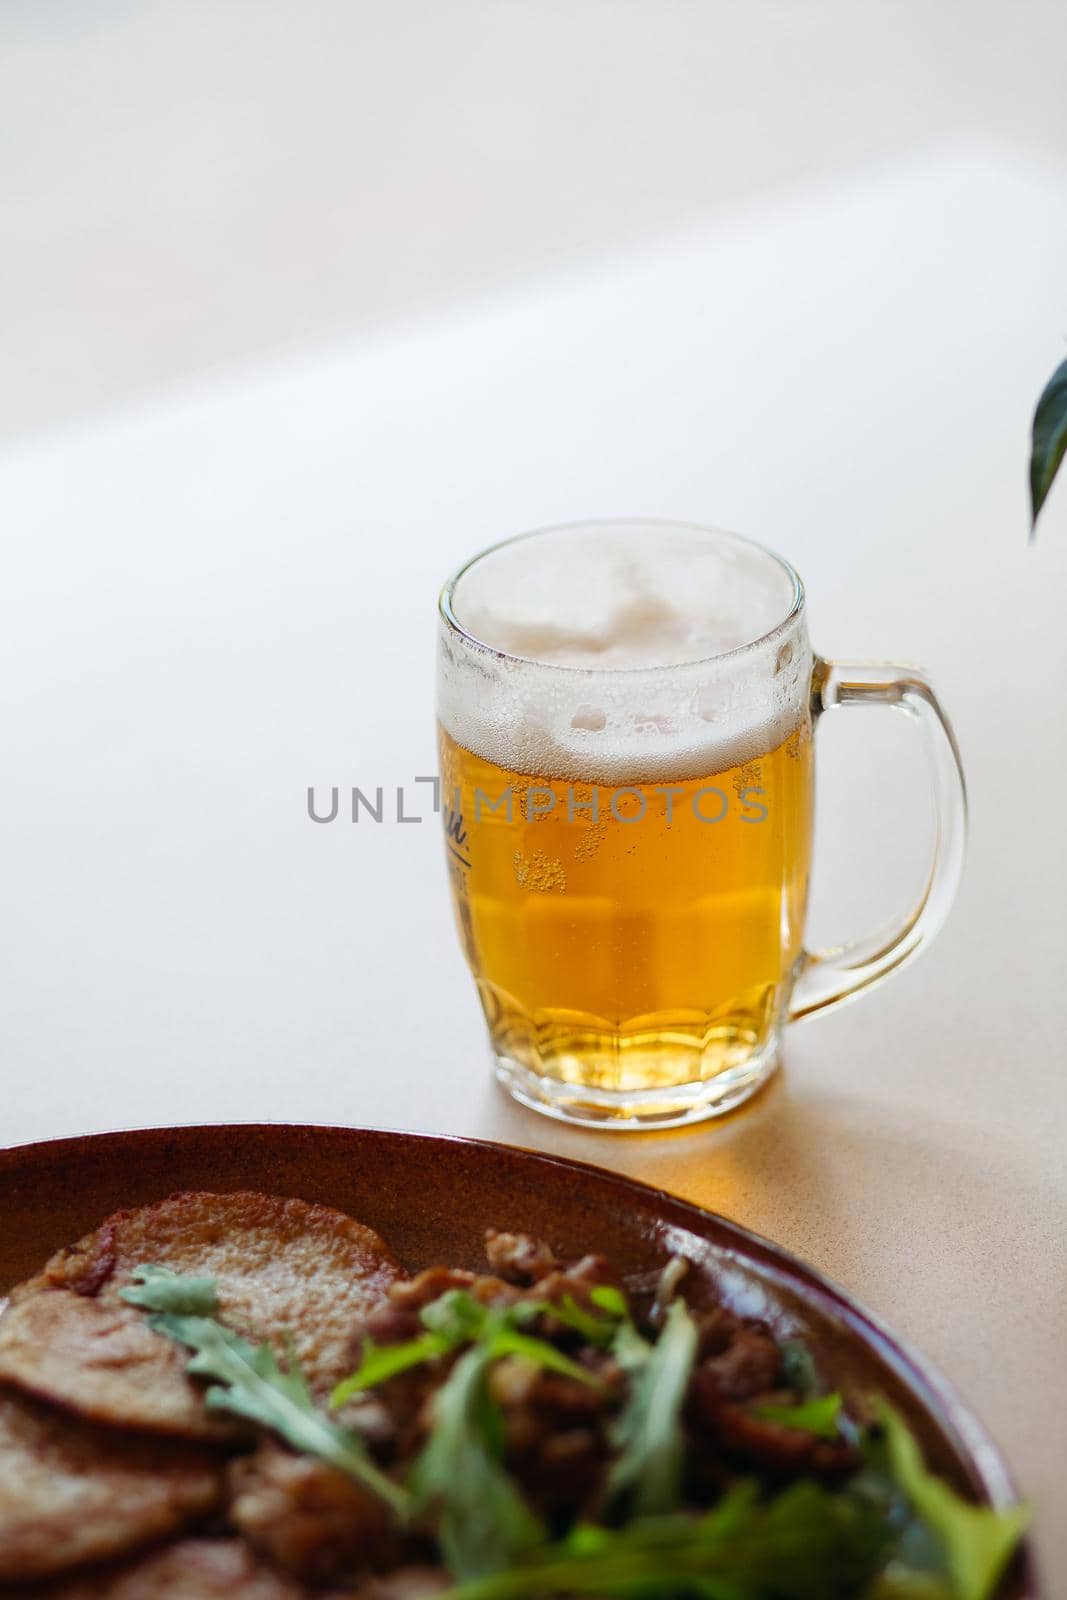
[
  {"left": 485, "top": 1324, "right": 603, "bottom": 1389},
  {"left": 333, "top": 1288, "right": 614, "bottom": 1407},
  {"left": 421, "top": 1288, "right": 493, "bottom": 1341},
  {"left": 1030, "top": 355, "right": 1067, "bottom": 530},
  {"left": 332, "top": 1330, "right": 456, "bottom": 1407},
  {"left": 410, "top": 1342, "right": 543, "bottom": 1579},
  {"left": 754, "top": 1391, "right": 843, "bottom": 1439},
  {"left": 878, "top": 1403, "right": 1030, "bottom": 1600},
  {"left": 606, "top": 1296, "right": 698, "bottom": 1516},
  {"left": 867, "top": 1567, "right": 955, "bottom": 1600},
  {"left": 611, "top": 1317, "right": 655, "bottom": 1371},
  {"left": 588, "top": 1284, "right": 628, "bottom": 1317},
  {"left": 512, "top": 1291, "right": 623, "bottom": 1348},
  {"left": 435, "top": 1478, "right": 888, "bottom": 1600},
  {"left": 132, "top": 1300, "right": 409, "bottom": 1518},
  {"left": 119, "top": 1264, "right": 218, "bottom": 1316}
]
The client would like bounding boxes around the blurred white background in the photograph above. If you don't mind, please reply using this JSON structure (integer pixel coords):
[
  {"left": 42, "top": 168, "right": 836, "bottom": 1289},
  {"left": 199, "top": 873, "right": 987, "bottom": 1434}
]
[{"left": 3, "top": 0, "right": 1067, "bottom": 439}]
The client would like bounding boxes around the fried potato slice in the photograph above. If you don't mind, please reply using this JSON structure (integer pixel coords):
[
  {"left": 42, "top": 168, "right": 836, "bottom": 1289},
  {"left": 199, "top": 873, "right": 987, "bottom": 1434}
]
[
  {"left": 37, "top": 1538, "right": 311, "bottom": 1598},
  {"left": 0, "top": 1191, "right": 404, "bottom": 1439},
  {"left": 0, "top": 1387, "right": 222, "bottom": 1582}
]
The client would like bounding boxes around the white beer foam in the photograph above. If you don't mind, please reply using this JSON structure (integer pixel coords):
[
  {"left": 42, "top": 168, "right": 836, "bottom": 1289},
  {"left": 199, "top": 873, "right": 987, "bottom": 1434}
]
[
  {"left": 455, "top": 527, "right": 788, "bottom": 668},
  {"left": 439, "top": 524, "right": 809, "bottom": 783}
]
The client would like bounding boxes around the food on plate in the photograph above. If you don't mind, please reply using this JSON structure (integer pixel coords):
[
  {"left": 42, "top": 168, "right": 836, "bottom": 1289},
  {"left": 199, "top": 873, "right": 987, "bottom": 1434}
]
[
  {"left": 0, "top": 1390, "right": 220, "bottom": 1581},
  {"left": 39, "top": 1538, "right": 310, "bottom": 1598},
  {"left": 228, "top": 1442, "right": 396, "bottom": 1582},
  {"left": 0, "top": 1192, "right": 403, "bottom": 1439},
  {"left": 0, "top": 1192, "right": 1029, "bottom": 1598}
]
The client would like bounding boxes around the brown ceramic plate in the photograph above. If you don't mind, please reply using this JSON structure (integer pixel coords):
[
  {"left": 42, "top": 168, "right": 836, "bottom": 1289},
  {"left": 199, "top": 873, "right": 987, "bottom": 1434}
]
[{"left": 0, "top": 1123, "right": 1037, "bottom": 1596}]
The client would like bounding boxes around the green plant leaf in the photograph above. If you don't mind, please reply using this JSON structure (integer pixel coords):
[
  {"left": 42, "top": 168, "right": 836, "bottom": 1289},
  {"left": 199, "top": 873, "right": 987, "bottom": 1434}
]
[
  {"left": 877, "top": 1402, "right": 1030, "bottom": 1600},
  {"left": 867, "top": 1567, "right": 955, "bottom": 1600},
  {"left": 485, "top": 1325, "right": 603, "bottom": 1389},
  {"left": 511, "top": 1290, "right": 624, "bottom": 1348},
  {"left": 119, "top": 1264, "right": 218, "bottom": 1316},
  {"left": 754, "top": 1391, "right": 843, "bottom": 1439},
  {"left": 611, "top": 1317, "right": 655, "bottom": 1371},
  {"left": 331, "top": 1329, "right": 457, "bottom": 1406},
  {"left": 436, "top": 1478, "right": 888, "bottom": 1600},
  {"left": 1030, "top": 355, "right": 1067, "bottom": 530},
  {"left": 605, "top": 1296, "right": 699, "bottom": 1516},
  {"left": 421, "top": 1288, "right": 494, "bottom": 1341},
  {"left": 588, "top": 1284, "right": 628, "bottom": 1317},
  {"left": 125, "top": 1284, "right": 409, "bottom": 1518},
  {"left": 332, "top": 1286, "right": 618, "bottom": 1410},
  {"left": 409, "top": 1342, "right": 544, "bottom": 1579}
]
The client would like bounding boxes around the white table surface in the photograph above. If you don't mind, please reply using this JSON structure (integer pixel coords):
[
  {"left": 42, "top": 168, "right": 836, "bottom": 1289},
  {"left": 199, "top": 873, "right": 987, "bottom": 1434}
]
[{"left": 3, "top": 139, "right": 1066, "bottom": 1582}]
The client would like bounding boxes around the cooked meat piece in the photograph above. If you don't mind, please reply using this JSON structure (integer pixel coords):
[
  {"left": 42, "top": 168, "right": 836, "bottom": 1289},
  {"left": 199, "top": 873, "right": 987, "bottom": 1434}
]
[
  {"left": 536, "top": 1427, "right": 603, "bottom": 1495},
  {"left": 696, "top": 1318, "right": 782, "bottom": 1401},
  {"left": 489, "top": 1362, "right": 617, "bottom": 1516},
  {"left": 36, "top": 1538, "right": 311, "bottom": 1598},
  {"left": 386, "top": 1267, "right": 516, "bottom": 1314},
  {"left": 373, "top": 1267, "right": 516, "bottom": 1352},
  {"left": 340, "top": 1394, "right": 398, "bottom": 1450},
  {"left": 0, "top": 1192, "right": 404, "bottom": 1439},
  {"left": 694, "top": 1305, "right": 744, "bottom": 1359},
  {"left": 344, "top": 1567, "right": 450, "bottom": 1600},
  {"left": 689, "top": 1367, "right": 860, "bottom": 1482},
  {"left": 228, "top": 1443, "right": 395, "bottom": 1583},
  {"left": 483, "top": 1231, "right": 558, "bottom": 1285},
  {"left": 518, "top": 1253, "right": 617, "bottom": 1308},
  {"left": 362, "top": 1303, "right": 424, "bottom": 1344},
  {"left": 510, "top": 1371, "right": 608, "bottom": 1425},
  {"left": 0, "top": 1386, "right": 221, "bottom": 1582},
  {"left": 386, "top": 1267, "right": 476, "bottom": 1310}
]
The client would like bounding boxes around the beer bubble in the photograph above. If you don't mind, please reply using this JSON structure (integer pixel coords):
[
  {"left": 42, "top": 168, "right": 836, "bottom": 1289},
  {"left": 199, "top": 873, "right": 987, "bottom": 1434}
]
[{"left": 512, "top": 850, "right": 567, "bottom": 893}]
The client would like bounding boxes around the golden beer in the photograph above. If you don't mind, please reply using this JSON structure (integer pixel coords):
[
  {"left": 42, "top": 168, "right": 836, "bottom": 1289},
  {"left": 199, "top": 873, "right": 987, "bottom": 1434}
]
[
  {"left": 437, "top": 519, "right": 966, "bottom": 1127},
  {"left": 438, "top": 721, "right": 813, "bottom": 1100}
]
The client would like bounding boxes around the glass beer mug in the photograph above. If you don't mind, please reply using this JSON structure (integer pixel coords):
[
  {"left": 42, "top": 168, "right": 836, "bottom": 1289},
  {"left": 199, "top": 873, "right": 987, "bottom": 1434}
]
[{"left": 436, "top": 520, "right": 966, "bottom": 1129}]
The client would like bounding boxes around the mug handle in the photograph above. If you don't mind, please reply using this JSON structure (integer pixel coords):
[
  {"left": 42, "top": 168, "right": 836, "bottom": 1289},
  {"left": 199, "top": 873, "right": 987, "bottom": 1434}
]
[{"left": 788, "top": 658, "right": 968, "bottom": 1021}]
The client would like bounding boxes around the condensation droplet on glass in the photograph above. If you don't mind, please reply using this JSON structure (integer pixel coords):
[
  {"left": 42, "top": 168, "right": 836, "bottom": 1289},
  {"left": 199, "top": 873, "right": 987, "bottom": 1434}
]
[{"left": 571, "top": 705, "right": 607, "bottom": 732}]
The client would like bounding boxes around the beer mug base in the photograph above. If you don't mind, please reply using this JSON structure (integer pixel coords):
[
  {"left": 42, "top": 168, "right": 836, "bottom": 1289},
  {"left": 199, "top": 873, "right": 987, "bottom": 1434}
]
[{"left": 493, "top": 1035, "right": 780, "bottom": 1131}]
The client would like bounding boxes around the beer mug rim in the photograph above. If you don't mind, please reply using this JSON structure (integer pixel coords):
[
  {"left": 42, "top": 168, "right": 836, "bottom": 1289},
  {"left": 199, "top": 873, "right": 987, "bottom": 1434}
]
[{"left": 439, "top": 517, "right": 805, "bottom": 677}]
